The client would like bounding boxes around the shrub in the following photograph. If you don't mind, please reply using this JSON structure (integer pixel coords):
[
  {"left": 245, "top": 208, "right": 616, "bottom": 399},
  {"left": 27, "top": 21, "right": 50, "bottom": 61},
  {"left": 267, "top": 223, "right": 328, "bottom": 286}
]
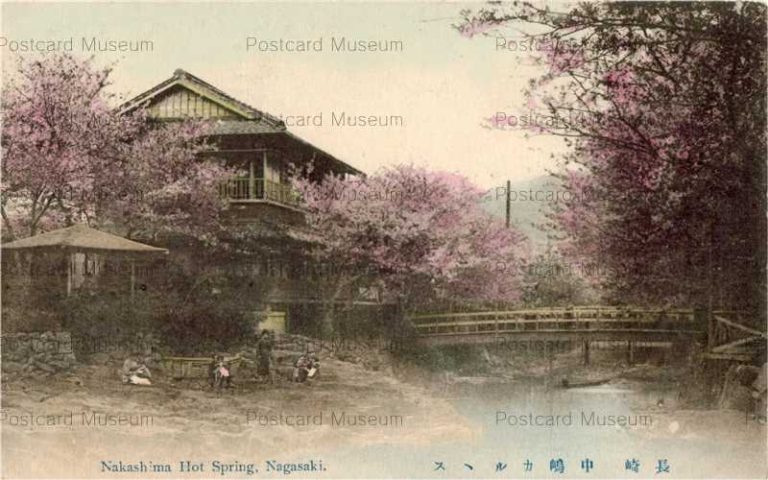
[{"left": 157, "top": 295, "right": 253, "bottom": 355}]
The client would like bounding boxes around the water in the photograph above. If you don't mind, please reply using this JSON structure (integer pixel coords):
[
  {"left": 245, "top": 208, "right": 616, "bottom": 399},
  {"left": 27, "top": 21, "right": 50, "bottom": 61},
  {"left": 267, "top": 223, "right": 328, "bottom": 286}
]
[{"left": 327, "top": 380, "right": 766, "bottom": 478}]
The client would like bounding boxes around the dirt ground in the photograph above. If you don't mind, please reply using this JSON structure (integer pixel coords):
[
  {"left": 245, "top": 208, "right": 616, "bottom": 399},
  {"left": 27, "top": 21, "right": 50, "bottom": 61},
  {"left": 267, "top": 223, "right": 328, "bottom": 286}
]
[{"left": 1, "top": 355, "right": 476, "bottom": 478}]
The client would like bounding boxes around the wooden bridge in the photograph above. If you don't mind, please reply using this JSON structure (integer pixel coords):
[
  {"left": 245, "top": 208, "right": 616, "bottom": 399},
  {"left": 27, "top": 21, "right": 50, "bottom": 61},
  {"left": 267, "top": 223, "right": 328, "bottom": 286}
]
[{"left": 409, "top": 306, "right": 764, "bottom": 362}]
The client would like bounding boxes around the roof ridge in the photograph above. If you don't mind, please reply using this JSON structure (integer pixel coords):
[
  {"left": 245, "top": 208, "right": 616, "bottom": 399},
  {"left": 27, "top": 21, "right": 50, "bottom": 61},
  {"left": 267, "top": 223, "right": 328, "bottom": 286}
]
[
  {"left": 116, "top": 69, "right": 361, "bottom": 175},
  {"left": 171, "top": 69, "right": 285, "bottom": 127},
  {"left": 120, "top": 69, "right": 285, "bottom": 129}
]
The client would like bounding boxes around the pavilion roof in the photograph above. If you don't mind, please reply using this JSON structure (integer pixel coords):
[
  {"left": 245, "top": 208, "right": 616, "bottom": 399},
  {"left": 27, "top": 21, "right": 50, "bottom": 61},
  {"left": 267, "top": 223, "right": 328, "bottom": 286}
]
[{"left": 1, "top": 224, "right": 168, "bottom": 254}]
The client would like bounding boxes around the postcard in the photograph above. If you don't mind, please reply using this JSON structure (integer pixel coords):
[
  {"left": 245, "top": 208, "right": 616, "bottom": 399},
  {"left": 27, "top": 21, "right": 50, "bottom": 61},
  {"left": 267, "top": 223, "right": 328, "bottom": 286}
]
[{"left": 1, "top": 2, "right": 766, "bottom": 479}]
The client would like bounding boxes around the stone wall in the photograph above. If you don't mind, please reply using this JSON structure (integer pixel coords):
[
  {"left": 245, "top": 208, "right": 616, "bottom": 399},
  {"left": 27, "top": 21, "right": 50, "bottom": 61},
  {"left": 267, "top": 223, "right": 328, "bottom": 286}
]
[{"left": 1, "top": 331, "right": 77, "bottom": 377}]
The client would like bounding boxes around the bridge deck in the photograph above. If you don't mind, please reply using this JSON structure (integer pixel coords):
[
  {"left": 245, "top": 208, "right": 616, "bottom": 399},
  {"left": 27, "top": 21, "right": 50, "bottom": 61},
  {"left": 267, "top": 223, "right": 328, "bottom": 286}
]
[
  {"left": 408, "top": 307, "right": 762, "bottom": 360},
  {"left": 409, "top": 306, "right": 717, "bottom": 346}
]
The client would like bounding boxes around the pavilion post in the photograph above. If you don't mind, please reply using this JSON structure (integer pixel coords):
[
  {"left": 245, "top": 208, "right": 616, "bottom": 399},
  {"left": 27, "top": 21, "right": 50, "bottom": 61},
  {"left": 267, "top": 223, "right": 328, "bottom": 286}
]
[
  {"left": 130, "top": 259, "right": 136, "bottom": 298},
  {"left": 66, "top": 252, "right": 72, "bottom": 297},
  {"left": 583, "top": 340, "right": 590, "bottom": 366}
]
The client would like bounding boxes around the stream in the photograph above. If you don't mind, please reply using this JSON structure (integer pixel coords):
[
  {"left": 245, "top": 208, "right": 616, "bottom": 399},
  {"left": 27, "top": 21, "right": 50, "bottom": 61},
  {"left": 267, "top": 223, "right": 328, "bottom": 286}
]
[{"left": 327, "top": 379, "right": 767, "bottom": 478}]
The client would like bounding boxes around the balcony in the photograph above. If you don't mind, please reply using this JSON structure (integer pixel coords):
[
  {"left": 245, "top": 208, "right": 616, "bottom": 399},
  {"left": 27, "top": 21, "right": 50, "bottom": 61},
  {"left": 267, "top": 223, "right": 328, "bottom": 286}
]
[{"left": 219, "top": 177, "right": 302, "bottom": 209}]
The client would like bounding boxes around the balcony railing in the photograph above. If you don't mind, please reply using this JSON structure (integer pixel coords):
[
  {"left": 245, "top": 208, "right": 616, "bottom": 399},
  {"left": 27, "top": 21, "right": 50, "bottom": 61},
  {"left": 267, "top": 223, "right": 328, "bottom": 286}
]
[{"left": 219, "top": 177, "right": 302, "bottom": 208}]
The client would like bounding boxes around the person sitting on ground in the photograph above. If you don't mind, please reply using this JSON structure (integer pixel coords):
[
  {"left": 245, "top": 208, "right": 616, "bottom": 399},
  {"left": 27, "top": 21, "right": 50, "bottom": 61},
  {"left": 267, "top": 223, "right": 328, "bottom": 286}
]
[
  {"left": 121, "top": 353, "right": 152, "bottom": 385},
  {"left": 293, "top": 354, "right": 311, "bottom": 383},
  {"left": 209, "top": 354, "right": 232, "bottom": 389},
  {"left": 306, "top": 352, "right": 320, "bottom": 380},
  {"left": 734, "top": 362, "right": 767, "bottom": 422},
  {"left": 293, "top": 352, "right": 319, "bottom": 383}
]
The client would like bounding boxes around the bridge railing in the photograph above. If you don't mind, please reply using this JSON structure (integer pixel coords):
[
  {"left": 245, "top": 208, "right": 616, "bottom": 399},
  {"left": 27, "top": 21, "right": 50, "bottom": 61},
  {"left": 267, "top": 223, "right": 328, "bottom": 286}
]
[{"left": 408, "top": 306, "right": 716, "bottom": 337}]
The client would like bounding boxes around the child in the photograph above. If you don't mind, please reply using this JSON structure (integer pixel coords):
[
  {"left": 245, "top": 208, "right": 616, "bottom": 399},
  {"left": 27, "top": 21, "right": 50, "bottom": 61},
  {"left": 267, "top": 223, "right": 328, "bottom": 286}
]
[{"left": 209, "top": 354, "right": 232, "bottom": 388}]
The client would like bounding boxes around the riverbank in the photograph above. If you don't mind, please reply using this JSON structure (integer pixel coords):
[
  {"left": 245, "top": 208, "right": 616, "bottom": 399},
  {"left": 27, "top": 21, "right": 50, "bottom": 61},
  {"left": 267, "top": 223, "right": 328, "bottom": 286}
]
[{"left": 2, "top": 337, "right": 765, "bottom": 478}]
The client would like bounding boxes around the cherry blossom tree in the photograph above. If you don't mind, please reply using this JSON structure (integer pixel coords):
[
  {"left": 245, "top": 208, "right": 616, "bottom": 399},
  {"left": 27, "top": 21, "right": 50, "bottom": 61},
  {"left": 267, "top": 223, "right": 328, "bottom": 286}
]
[
  {"left": 1, "top": 54, "right": 228, "bottom": 242},
  {"left": 292, "top": 165, "right": 526, "bottom": 335},
  {"left": 458, "top": 3, "right": 766, "bottom": 310}
]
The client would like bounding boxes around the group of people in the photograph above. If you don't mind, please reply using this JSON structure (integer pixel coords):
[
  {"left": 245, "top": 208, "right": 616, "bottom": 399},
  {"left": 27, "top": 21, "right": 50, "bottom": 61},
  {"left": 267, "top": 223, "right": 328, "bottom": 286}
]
[
  {"left": 120, "top": 329, "right": 320, "bottom": 388},
  {"left": 252, "top": 329, "right": 320, "bottom": 384}
]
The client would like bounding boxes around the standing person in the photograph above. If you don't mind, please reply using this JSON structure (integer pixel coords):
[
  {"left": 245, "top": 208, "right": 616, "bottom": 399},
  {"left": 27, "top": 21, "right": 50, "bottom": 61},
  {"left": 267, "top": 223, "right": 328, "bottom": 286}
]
[{"left": 256, "top": 330, "right": 275, "bottom": 383}]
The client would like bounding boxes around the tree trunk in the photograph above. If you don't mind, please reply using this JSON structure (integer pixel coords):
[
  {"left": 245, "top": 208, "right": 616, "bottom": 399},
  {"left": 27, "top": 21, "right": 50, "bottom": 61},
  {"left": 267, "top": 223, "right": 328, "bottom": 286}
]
[
  {"left": 321, "top": 302, "right": 335, "bottom": 339},
  {"left": 320, "top": 273, "right": 360, "bottom": 339}
]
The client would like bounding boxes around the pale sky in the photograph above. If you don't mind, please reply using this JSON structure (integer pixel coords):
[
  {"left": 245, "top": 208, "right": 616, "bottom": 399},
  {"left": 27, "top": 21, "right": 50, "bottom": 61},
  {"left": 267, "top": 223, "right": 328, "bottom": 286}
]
[{"left": 1, "top": 2, "right": 569, "bottom": 189}]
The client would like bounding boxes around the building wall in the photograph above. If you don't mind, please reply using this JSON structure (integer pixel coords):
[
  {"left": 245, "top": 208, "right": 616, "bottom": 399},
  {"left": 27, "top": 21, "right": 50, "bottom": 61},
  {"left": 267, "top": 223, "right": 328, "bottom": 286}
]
[
  {"left": 147, "top": 87, "right": 239, "bottom": 119},
  {"left": 223, "top": 202, "right": 305, "bottom": 226}
]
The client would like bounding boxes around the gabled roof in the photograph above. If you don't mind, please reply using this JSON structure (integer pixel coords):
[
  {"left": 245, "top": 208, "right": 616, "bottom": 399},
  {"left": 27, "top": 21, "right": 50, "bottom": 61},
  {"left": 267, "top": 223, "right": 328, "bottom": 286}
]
[
  {"left": 119, "top": 69, "right": 284, "bottom": 129},
  {"left": 118, "top": 69, "right": 361, "bottom": 175}
]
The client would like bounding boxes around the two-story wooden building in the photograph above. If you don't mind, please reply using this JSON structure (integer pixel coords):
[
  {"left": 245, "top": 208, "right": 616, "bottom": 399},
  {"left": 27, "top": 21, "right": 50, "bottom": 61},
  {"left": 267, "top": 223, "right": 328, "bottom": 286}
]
[
  {"left": 120, "top": 69, "right": 360, "bottom": 224},
  {"left": 119, "top": 69, "right": 379, "bottom": 335}
]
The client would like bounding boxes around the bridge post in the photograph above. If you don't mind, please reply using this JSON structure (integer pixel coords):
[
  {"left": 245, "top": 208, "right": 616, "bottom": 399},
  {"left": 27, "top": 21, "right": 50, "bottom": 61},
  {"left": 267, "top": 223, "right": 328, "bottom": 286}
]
[
  {"left": 626, "top": 341, "right": 634, "bottom": 365},
  {"left": 583, "top": 340, "right": 590, "bottom": 366},
  {"left": 547, "top": 342, "right": 553, "bottom": 374},
  {"left": 582, "top": 309, "right": 594, "bottom": 366},
  {"left": 706, "top": 306, "right": 714, "bottom": 350}
]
